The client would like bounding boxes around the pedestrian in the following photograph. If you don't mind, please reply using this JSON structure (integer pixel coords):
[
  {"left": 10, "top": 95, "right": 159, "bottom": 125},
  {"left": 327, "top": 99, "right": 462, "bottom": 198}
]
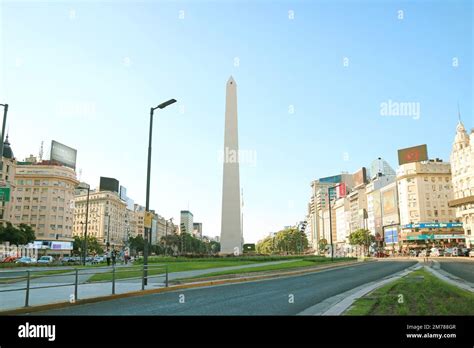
[
  {"left": 106, "top": 248, "right": 111, "bottom": 266},
  {"left": 111, "top": 249, "right": 116, "bottom": 266}
]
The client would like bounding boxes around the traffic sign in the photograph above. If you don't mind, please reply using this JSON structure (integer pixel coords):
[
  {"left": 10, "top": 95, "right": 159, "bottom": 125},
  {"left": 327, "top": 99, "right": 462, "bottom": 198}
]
[
  {"left": 0, "top": 187, "right": 10, "bottom": 202},
  {"left": 144, "top": 212, "right": 153, "bottom": 229}
]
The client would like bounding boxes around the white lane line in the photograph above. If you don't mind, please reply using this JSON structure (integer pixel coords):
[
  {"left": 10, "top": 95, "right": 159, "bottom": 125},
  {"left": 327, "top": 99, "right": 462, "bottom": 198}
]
[
  {"left": 298, "top": 263, "right": 421, "bottom": 316},
  {"left": 425, "top": 263, "right": 474, "bottom": 293}
]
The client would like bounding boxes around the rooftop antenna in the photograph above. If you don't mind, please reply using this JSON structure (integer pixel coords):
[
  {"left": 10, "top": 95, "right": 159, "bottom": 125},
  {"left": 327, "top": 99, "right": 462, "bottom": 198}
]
[{"left": 39, "top": 141, "right": 44, "bottom": 160}]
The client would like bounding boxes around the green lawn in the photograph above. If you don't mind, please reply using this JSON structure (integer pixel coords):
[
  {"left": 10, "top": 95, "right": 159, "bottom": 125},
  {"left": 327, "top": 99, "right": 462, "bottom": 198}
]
[
  {"left": 87, "top": 260, "right": 259, "bottom": 282},
  {"left": 181, "top": 257, "right": 355, "bottom": 280},
  {"left": 0, "top": 269, "right": 73, "bottom": 284},
  {"left": 345, "top": 268, "right": 474, "bottom": 315},
  {"left": 88, "top": 257, "right": 356, "bottom": 283}
]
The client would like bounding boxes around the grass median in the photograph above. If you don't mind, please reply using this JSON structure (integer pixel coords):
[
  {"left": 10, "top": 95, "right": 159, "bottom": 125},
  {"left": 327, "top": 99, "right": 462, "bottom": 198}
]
[
  {"left": 88, "top": 256, "right": 356, "bottom": 283},
  {"left": 173, "top": 257, "right": 356, "bottom": 282},
  {"left": 345, "top": 268, "right": 474, "bottom": 315},
  {"left": 87, "top": 260, "right": 259, "bottom": 282},
  {"left": 0, "top": 269, "right": 74, "bottom": 284}
]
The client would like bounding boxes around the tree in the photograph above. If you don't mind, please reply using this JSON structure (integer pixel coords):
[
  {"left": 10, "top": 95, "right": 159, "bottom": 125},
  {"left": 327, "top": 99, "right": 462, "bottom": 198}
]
[
  {"left": 73, "top": 235, "right": 104, "bottom": 256},
  {"left": 0, "top": 222, "right": 36, "bottom": 246},
  {"left": 128, "top": 235, "right": 145, "bottom": 255},
  {"left": 318, "top": 238, "right": 328, "bottom": 253},
  {"left": 256, "top": 236, "right": 274, "bottom": 255},
  {"left": 256, "top": 228, "right": 309, "bottom": 255},
  {"left": 348, "top": 229, "right": 375, "bottom": 256}
]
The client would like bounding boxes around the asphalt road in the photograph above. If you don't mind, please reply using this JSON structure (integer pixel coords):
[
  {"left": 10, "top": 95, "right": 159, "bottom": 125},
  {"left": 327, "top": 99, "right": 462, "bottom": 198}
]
[
  {"left": 37, "top": 261, "right": 416, "bottom": 315},
  {"left": 438, "top": 259, "right": 474, "bottom": 283}
]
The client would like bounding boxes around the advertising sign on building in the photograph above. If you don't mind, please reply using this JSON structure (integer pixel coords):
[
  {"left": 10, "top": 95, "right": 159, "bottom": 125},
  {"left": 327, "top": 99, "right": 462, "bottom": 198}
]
[
  {"left": 397, "top": 144, "right": 428, "bottom": 165},
  {"left": 384, "top": 227, "right": 398, "bottom": 244},
  {"left": 51, "top": 241, "right": 73, "bottom": 250},
  {"left": 382, "top": 189, "right": 397, "bottom": 215},
  {"left": 119, "top": 185, "right": 127, "bottom": 201},
  {"left": 50, "top": 140, "right": 77, "bottom": 169},
  {"left": 402, "top": 222, "right": 463, "bottom": 229},
  {"left": 337, "top": 183, "right": 347, "bottom": 198},
  {"left": 99, "top": 177, "right": 119, "bottom": 193},
  {"left": 352, "top": 167, "right": 367, "bottom": 187}
]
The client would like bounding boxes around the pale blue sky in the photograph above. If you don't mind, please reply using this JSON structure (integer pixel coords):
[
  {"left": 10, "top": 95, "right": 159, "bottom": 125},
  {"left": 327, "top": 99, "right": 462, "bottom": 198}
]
[{"left": 1, "top": 0, "right": 472, "bottom": 242}]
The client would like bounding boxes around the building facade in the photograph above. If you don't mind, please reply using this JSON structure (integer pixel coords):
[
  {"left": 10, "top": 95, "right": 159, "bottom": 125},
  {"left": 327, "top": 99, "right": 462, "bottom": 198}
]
[
  {"left": 73, "top": 189, "right": 127, "bottom": 248},
  {"left": 397, "top": 159, "right": 463, "bottom": 250},
  {"left": 180, "top": 210, "right": 193, "bottom": 235},
  {"left": 308, "top": 173, "right": 354, "bottom": 252},
  {"left": 11, "top": 158, "right": 79, "bottom": 254},
  {"left": 449, "top": 121, "right": 474, "bottom": 246}
]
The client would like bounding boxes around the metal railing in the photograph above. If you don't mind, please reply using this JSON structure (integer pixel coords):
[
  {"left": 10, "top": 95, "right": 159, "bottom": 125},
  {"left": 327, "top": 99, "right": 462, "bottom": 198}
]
[{"left": 0, "top": 263, "right": 168, "bottom": 308}]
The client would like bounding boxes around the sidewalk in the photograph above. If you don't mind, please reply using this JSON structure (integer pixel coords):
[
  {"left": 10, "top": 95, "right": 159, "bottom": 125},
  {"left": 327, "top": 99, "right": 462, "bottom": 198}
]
[{"left": 0, "top": 259, "right": 298, "bottom": 311}]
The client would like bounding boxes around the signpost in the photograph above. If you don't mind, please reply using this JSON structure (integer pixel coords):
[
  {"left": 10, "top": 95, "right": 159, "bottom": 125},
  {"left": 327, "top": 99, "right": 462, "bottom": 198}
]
[
  {"left": 0, "top": 187, "right": 10, "bottom": 202},
  {"left": 144, "top": 212, "right": 153, "bottom": 229}
]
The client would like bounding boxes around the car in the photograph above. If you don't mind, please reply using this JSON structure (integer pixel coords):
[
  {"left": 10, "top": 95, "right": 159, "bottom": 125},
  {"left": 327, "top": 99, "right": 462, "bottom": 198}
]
[
  {"left": 444, "top": 248, "right": 454, "bottom": 257},
  {"left": 37, "top": 256, "right": 54, "bottom": 264},
  {"left": 460, "top": 248, "right": 470, "bottom": 257},
  {"left": 419, "top": 249, "right": 430, "bottom": 257},
  {"left": 62, "top": 256, "right": 81, "bottom": 265},
  {"left": 1, "top": 255, "right": 18, "bottom": 263},
  {"left": 93, "top": 256, "right": 105, "bottom": 263},
  {"left": 469, "top": 250, "right": 474, "bottom": 258},
  {"left": 451, "top": 247, "right": 459, "bottom": 256},
  {"left": 15, "top": 257, "right": 37, "bottom": 264},
  {"left": 430, "top": 248, "right": 440, "bottom": 257}
]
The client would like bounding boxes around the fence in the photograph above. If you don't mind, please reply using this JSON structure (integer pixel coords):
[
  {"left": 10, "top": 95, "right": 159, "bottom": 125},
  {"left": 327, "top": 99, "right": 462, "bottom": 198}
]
[{"left": 0, "top": 264, "right": 168, "bottom": 308}]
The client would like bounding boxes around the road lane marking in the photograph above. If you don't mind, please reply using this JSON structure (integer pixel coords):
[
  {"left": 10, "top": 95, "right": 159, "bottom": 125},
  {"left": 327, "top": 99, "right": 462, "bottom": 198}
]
[{"left": 298, "top": 262, "right": 421, "bottom": 316}]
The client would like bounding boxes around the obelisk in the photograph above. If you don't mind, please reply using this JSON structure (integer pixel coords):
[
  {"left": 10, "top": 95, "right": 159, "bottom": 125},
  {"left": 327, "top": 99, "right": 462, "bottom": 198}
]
[{"left": 220, "top": 76, "right": 242, "bottom": 255}]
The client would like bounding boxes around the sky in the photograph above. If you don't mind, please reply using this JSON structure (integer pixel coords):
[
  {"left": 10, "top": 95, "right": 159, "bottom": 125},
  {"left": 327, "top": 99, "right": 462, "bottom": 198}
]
[{"left": 0, "top": 0, "right": 473, "bottom": 243}]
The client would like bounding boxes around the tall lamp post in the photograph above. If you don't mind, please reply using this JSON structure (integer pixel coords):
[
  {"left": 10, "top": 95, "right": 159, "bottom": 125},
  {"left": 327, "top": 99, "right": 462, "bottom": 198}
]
[
  {"left": 144, "top": 98, "right": 177, "bottom": 285},
  {"left": 76, "top": 182, "right": 91, "bottom": 266},
  {"left": 0, "top": 103, "right": 8, "bottom": 173}
]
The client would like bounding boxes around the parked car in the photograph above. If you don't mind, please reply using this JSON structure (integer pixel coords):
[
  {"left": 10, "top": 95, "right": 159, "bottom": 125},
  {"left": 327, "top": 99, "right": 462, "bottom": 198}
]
[
  {"left": 61, "top": 256, "right": 81, "bottom": 265},
  {"left": 409, "top": 250, "right": 419, "bottom": 257},
  {"left": 430, "top": 248, "right": 440, "bottom": 257},
  {"left": 444, "top": 248, "right": 455, "bottom": 257},
  {"left": 460, "top": 248, "right": 470, "bottom": 257},
  {"left": 15, "top": 257, "right": 37, "bottom": 264},
  {"left": 1, "top": 255, "right": 18, "bottom": 263},
  {"left": 419, "top": 249, "right": 431, "bottom": 257},
  {"left": 93, "top": 256, "right": 105, "bottom": 263},
  {"left": 37, "top": 256, "right": 54, "bottom": 264},
  {"left": 469, "top": 250, "right": 474, "bottom": 258}
]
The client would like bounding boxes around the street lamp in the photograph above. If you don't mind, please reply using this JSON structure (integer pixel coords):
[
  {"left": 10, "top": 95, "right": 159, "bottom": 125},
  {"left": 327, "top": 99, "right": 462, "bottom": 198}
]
[
  {"left": 76, "top": 182, "right": 91, "bottom": 265},
  {"left": 144, "top": 98, "right": 177, "bottom": 285},
  {"left": 0, "top": 103, "right": 8, "bottom": 173}
]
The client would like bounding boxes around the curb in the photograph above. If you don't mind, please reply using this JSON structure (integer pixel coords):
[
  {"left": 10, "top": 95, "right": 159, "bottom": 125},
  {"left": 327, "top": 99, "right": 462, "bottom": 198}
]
[
  {"left": 425, "top": 262, "right": 474, "bottom": 293},
  {"left": 299, "top": 262, "right": 421, "bottom": 316},
  {"left": 0, "top": 259, "right": 367, "bottom": 315}
]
